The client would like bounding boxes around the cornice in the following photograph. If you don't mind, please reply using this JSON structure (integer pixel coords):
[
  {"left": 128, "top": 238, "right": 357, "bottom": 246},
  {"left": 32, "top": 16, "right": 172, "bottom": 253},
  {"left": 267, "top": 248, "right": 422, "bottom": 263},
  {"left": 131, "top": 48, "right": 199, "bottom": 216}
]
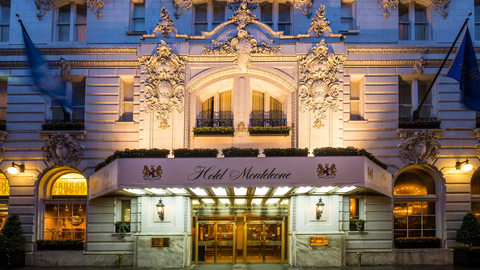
[
  {"left": 0, "top": 47, "right": 137, "bottom": 56},
  {"left": 348, "top": 46, "right": 480, "bottom": 55},
  {"left": 344, "top": 59, "right": 449, "bottom": 66},
  {"left": 0, "top": 60, "right": 140, "bottom": 68}
]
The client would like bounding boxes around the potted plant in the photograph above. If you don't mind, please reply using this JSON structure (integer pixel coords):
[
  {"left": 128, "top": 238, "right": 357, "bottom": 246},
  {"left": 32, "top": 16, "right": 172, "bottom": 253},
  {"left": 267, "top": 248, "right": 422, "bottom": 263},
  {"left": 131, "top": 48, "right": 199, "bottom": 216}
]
[
  {"left": 0, "top": 214, "right": 26, "bottom": 267},
  {"left": 263, "top": 148, "right": 309, "bottom": 157},
  {"left": 312, "top": 146, "right": 388, "bottom": 170},
  {"left": 222, "top": 147, "right": 259, "bottom": 157},
  {"left": 173, "top": 148, "right": 219, "bottom": 158},
  {"left": 115, "top": 221, "right": 131, "bottom": 239},
  {"left": 349, "top": 219, "right": 365, "bottom": 232},
  {"left": 248, "top": 126, "right": 291, "bottom": 135},
  {"left": 454, "top": 213, "right": 480, "bottom": 267},
  {"left": 193, "top": 126, "right": 234, "bottom": 136},
  {"left": 394, "top": 237, "right": 441, "bottom": 249},
  {"left": 95, "top": 148, "right": 170, "bottom": 171},
  {"left": 36, "top": 239, "right": 84, "bottom": 251}
]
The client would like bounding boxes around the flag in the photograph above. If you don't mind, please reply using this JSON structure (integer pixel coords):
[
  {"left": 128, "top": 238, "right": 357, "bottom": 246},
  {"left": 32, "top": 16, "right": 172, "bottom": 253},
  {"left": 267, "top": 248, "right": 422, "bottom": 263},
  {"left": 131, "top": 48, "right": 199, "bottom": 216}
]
[
  {"left": 445, "top": 26, "right": 480, "bottom": 111},
  {"left": 19, "top": 20, "right": 70, "bottom": 110}
]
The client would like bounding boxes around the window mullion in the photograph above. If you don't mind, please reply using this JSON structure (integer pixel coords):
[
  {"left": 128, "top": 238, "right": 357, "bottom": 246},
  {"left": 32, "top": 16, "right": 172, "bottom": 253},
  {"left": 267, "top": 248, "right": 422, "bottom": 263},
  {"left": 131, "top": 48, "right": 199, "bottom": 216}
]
[
  {"left": 272, "top": 0, "right": 279, "bottom": 31},
  {"left": 70, "top": 4, "right": 75, "bottom": 42}
]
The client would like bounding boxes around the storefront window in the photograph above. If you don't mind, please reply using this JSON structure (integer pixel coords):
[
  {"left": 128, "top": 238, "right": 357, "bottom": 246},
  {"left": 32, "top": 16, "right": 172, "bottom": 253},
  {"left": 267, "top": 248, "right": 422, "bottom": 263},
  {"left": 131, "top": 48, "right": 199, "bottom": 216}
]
[
  {"left": 350, "top": 198, "right": 359, "bottom": 220},
  {"left": 44, "top": 203, "right": 86, "bottom": 240}
]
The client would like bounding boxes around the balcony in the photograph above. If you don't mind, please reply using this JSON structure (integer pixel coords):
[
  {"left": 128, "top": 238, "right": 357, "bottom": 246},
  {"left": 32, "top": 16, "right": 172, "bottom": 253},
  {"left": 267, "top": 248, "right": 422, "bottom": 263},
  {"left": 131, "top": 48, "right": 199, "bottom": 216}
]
[
  {"left": 42, "top": 119, "right": 85, "bottom": 131},
  {"left": 249, "top": 111, "right": 288, "bottom": 135},
  {"left": 195, "top": 112, "right": 234, "bottom": 136}
]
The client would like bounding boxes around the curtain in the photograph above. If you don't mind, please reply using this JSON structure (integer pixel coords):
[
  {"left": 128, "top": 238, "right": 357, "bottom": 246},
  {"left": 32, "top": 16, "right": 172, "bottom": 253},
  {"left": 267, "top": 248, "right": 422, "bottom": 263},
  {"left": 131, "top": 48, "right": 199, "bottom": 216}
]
[
  {"left": 202, "top": 97, "right": 214, "bottom": 119},
  {"left": 269, "top": 97, "right": 282, "bottom": 119},
  {"left": 219, "top": 91, "right": 231, "bottom": 119},
  {"left": 252, "top": 91, "right": 264, "bottom": 119}
]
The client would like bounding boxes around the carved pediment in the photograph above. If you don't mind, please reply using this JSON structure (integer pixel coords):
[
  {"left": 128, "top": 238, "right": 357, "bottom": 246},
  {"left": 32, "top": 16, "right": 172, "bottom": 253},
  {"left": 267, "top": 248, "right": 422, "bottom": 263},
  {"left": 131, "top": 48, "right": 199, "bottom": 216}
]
[
  {"left": 398, "top": 131, "right": 440, "bottom": 165},
  {"left": 143, "top": 7, "right": 177, "bottom": 39},
  {"left": 36, "top": 0, "right": 104, "bottom": 20},
  {"left": 42, "top": 132, "right": 84, "bottom": 166}
]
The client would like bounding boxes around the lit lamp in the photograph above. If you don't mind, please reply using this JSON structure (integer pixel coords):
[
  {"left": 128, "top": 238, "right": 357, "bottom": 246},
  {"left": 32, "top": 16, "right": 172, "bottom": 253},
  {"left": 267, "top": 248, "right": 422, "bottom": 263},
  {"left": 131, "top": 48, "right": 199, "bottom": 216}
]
[
  {"left": 456, "top": 159, "right": 473, "bottom": 172},
  {"left": 316, "top": 198, "right": 325, "bottom": 220},
  {"left": 156, "top": 199, "right": 165, "bottom": 221},
  {"left": 7, "top": 162, "right": 25, "bottom": 174}
]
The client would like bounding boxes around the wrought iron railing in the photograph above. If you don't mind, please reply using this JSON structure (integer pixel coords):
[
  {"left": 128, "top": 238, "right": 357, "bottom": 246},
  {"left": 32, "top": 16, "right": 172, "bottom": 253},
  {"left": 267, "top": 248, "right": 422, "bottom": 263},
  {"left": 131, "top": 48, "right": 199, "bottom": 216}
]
[
  {"left": 42, "top": 119, "right": 85, "bottom": 131},
  {"left": 250, "top": 110, "right": 286, "bottom": 127},
  {"left": 196, "top": 119, "right": 234, "bottom": 128},
  {"left": 398, "top": 117, "right": 441, "bottom": 129}
]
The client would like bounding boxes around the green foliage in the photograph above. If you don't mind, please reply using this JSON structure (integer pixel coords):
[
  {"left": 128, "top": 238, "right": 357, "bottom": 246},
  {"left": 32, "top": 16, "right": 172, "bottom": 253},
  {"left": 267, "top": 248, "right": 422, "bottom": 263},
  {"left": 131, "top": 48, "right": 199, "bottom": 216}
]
[
  {"left": 263, "top": 148, "right": 309, "bottom": 157},
  {"left": 349, "top": 219, "right": 365, "bottom": 231},
  {"left": 398, "top": 119, "right": 441, "bottom": 129},
  {"left": 312, "top": 146, "right": 388, "bottom": 170},
  {"left": 222, "top": 147, "right": 259, "bottom": 157},
  {"left": 94, "top": 148, "right": 170, "bottom": 171},
  {"left": 0, "top": 214, "right": 26, "bottom": 252},
  {"left": 193, "top": 126, "right": 235, "bottom": 133},
  {"left": 248, "top": 126, "right": 291, "bottom": 132},
  {"left": 41, "top": 122, "right": 85, "bottom": 131},
  {"left": 455, "top": 213, "right": 480, "bottom": 248},
  {"left": 36, "top": 239, "right": 83, "bottom": 246},
  {"left": 394, "top": 237, "right": 441, "bottom": 244},
  {"left": 173, "top": 148, "right": 219, "bottom": 157},
  {"left": 115, "top": 221, "right": 130, "bottom": 239}
]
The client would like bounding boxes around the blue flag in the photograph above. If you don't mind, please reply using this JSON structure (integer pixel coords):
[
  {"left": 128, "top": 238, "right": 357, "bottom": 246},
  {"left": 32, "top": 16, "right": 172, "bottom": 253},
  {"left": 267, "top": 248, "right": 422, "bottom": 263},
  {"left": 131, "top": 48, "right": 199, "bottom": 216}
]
[
  {"left": 20, "top": 22, "right": 70, "bottom": 110},
  {"left": 445, "top": 26, "right": 480, "bottom": 111}
]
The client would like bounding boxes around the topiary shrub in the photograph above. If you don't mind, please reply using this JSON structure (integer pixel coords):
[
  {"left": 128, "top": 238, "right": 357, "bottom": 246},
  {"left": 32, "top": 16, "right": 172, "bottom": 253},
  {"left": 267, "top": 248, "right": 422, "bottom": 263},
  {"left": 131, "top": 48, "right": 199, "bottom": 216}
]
[
  {"left": 455, "top": 212, "right": 480, "bottom": 248},
  {"left": 0, "top": 214, "right": 26, "bottom": 252}
]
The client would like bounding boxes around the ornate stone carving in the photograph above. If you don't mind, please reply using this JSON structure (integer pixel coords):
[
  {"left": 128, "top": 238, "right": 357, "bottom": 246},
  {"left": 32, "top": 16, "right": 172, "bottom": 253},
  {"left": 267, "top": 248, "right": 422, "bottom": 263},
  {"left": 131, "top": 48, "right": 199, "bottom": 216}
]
[
  {"left": 294, "top": 0, "right": 312, "bottom": 18},
  {"left": 398, "top": 131, "right": 440, "bottom": 165},
  {"left": 231, "top": 1, "right": 258, "bottom": 30},
  {"left": 86, "top": 0, "right": 104, "bottom": 20},
  {"left": 35, "top": 0, "right": 53, "bottom": 21},
  {"left": 299, "top": 40, "right": 346, "bottom": 128},
  {"left": 382, "top": 0, "right": 399, "bottom": 19},
  {"left": 42, "top": 132, "right": 84, "bottom": 166},
  {"left": 433, "top": 0, "right": 449, "bottom": 19},
  {"left": 227, "top": 0, "right": 258, "bottom": 11},
  {"left": 173, "top": 0, "right": 193, "bottom": 19},
  {"left": 153, "top": 7, "right": 176, "bottom": 38},
  {"left": 309, "top": 5, "right": 334, "bottom": 37},
  {"left": 413, "top": 55, "right": 426, "bottom": 75},
  {"left": 141, "top": 41, "right": 186, "bottom": 129},
  {"left": 59, "top": 57, "right": 71, "bottom": 76},
  {"left": 237, "top": 121, "right": 246, "bottom": 131}
]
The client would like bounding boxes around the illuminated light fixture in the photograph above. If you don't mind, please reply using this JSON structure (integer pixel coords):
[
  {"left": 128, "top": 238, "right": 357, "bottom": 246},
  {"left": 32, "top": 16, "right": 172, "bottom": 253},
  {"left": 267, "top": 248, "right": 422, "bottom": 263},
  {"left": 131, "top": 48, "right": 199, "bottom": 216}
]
[
  {"left": 316, "top": 198, "right": 325, "bottom": 220},
  {"left": 235, "top": 199, "right": 246, "bottom": 205},
  {"left": 192, "top": 199, "right": 200, "bottom": 205},
  {"left": 190, "top": 188, "right": 208, "bottom": 196},
  {"left": 295, "top": 186, "right": 314, "bottom": 194},
  {"left": 456, "top": 159, "right": 473, "bottom": 172},
  {"left": 124, "top": 189, "right": 146, "bottom": 195},
  {"left": 145, "top": 188, "right": 167, "bottom": 195},
  {"left": 281, "top": 199, "right": 289, "bottom": 205},
  {"left": 7, "top": 162, "right": 25, "bottom": 175},
  {"left": 211, "top": 187, "right": 227, "bottom": 196},
  {"left": 273, "top": 187, "right": 291, "bottom": 196},
  {"left": 252, "top": 198, "right": 263, "bottom": 205},
  {"left": 65, "top": 204, "right": 69, "bottom": 212},
  {"left": 219, "top": 198, "right": 230, "bottom": 205},
  {"left": 314, "top": 186, "right": 337, "bottom": 193},
  {"left": 78, "top": 205, "right": 83, "bottom": 212},
  {"left": 167, "top": 188, "right": 188, "bottom": 194},
  {"left": 254, "top": 187, "right": 269, "bottom": 196},
  {"left": 234, "top": 187, "right": 248, "bottom": 196},
  {"left": 156, "top": 199, "right": 165, "bottom": 221},
  {"left": 266, "top": 198, "right": 280, "bottom": 204},
  {"left": 202, "top": 198, "right": 215, "bottom": 204},
  {"left": 335, "top": 186, "right": 357, "bottom": 193}
]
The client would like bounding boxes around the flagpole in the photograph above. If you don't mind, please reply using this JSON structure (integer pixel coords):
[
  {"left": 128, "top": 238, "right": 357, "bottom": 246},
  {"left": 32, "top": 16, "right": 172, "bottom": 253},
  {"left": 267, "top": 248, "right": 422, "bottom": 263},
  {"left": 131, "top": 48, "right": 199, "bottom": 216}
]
[
  {"left": 412, "top": 13, "right": 472, "bottom": 120},
  {"left": 16, "top": 14, "right": 31, "bottom": 40}
]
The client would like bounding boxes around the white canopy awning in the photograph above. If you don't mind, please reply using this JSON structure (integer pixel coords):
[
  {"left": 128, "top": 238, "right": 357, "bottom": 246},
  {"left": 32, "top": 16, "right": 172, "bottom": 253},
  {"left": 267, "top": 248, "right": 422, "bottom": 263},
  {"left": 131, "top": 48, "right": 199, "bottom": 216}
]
[{"left": 88, "top": 156, "right": 392, "bottom": 200}]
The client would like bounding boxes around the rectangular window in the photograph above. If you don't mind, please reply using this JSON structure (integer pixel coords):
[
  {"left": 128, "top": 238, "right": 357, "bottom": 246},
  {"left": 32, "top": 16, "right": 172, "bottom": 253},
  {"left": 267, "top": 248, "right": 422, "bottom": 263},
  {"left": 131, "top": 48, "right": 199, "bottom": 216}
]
[
  {"left": 58, "top": 5, "right": 71, "bottom": 41},
  {"left": 350, "top": 80, "right": 362, "bottom": 120},
  {"left": 0, "top": 1, "right": 10, "bottom": 42},
  {"left": 132, "top": 2, "right": 145, "bottom": 31},
  {"left": 399, "top": 80, "right": 412, "bottom": 118},
  {"left": 219, "top": 91, "right": 231, "bottom": 120},
  {"left": 398, "top": 3, "right": 410, "bottom": 40},
  {"left": 414, "top": 4, "right": 427, "bottom": 40},
  {"left": 44, "top": 203, "right": 86, "bottom": 241},
  {"left": 75, "top": 4, "right": 87, "bottom": 41},
  {"left": 393, "top": 201, "right": 435, "bottom": 239},
  {"left": 0, "top": 78, "right": 6, "bottom": 121},
  {"left": 71, "top": 78, "right": 85, "bottom": 121},
  {"left": 340, "top": 3, "right": 354, "bottom": 31},
  {"left": 194, "top": 4, "right": 208, "bottom": 35},
  {"left": 417, "top": 81, "right": 431, "bottom": 118},
  {"left": 349, "top": 198, "right": 359, "bottom": 220},
  {"left": 278, "top": 4, "right": 291, "bottom": 35},
  {"left": 476, "top": 0, "right": 480, "bottom": 39},
  {"left": 252, "top": 91, "right": 265, "bottom": 120},
  {"left": 121, "top": 200, "right": 131, "bottom": 222},
  {"left": 120, "top": 79, "right": 134, "bottom": 121},
  {"left": 212, "top": 3, "right": 225, "bottom": 29},
  {"left": 202, "top": 97, "right": 214, "bottom": 120},
  {"left": 261, "top": 4, "right": 273, "bottom": 28}
]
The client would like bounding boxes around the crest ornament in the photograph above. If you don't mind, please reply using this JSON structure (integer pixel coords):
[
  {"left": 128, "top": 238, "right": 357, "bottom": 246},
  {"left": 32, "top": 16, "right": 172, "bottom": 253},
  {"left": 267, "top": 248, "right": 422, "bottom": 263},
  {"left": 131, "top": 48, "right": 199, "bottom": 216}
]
[
  {"left": 382, "top": 0, "right": 399, "bottom": 19},
  {"left": 153, "top": 7, "right": 176, "bottom": 38},
  {"left": 294, "top": 0, "right": 312, "bottom": 18},
  {"left": 227, "top": 0, "right": 259, "bottom": 11},
  {"left": 367, "top": 166, "right": 374, "bottom": 182},
  {"left": 398, "top": 131, "right": 440, "bottom": 164},
  {"left": 316, "top": 163, "right": 337, "bottom": 179},
  {"left": 42, "top": 132, "right": 84, "bottom": 166},
  {"left": 433, "top": 0, "right": 449, "bottom": 20},
  {"left": 173, "top": 0, "right": 193, "bottom": 19},
  {"left": 309, "top": 5, "right": 334, "bottom": 37},
  {"left": 35, "top": 0, "right": 53, "bottom": 21},
  {"left": 142, "top": 165, "right": 163, "bottom": 181},
  {"left": 141, "top": 41, "right": 186, "bottom": 129},
  {"left": 299, "top": 40, "right": 346, "bottom": 128},
  {"left": 59, "top": 57, "right": 71, "bottom": 77},
  {"left": 86, "top": 0, "right": 104, "bottom": 20},
  {"left": 413, "top": 55, "right": 426, "bottom": 75}
]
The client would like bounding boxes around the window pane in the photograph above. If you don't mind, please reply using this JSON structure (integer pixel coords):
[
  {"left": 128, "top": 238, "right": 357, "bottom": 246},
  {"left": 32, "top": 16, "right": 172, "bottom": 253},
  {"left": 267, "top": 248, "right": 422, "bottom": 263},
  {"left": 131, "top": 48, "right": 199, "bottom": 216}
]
[
  {"left": 423, "top": 216, "right": 436, "bottom": 229},
  {"left": 399, "top": 82, "right": 411, "bottom": 104},
  {"left": 195, "top": 4, "right": 207, "bottom": 22},
  {"left": 394, "top": 230, "right": 407, "bottom": 239},
  {"left": 408, "top": 216, "right": 421, "bottom": 229},
  {"left": 76, "top": 25, "right": 86, "bottom": 41},
  {"left": 72, "top": 107, "right": 84, "bottom": 120},
  {"left": 278, "top": 4, "right": 290, "bottom": 22},
  {"left": 58, "top": 25, "right": 70, "bottom": 41},
  {"left": 409, "top": 230, "right": 421, "bottom": 237},
  {"left": 194, "top": 23, "right": 207, "bottom": 35},
  {"left": 417, "top": 82, "right": 430, "bottom": 104},
  {"left": 349, "top": 198, "right": 359, "bottom": 219},
  {"left": 252, "top": 91, "right": 264, "bottom": 118},
  {"left": 219, "top": 90, "right": 232, "bottom": 115},
  {"left": 415, "top": 24, "right": 426, "bottom": 40},
  {"left": 72, "top": 79, "right": 85, "bottom": 106},
  {"left": 399, "top": 24, "right": 410, "bottom": 40},
  {"left": 0, "top": 26, "right": 8, "bottom": 42},
  {"left": 51, "top": 107, "right": 64, "bottom": 120},
  {"left": 476, "top": 0, "right": 480, "bottom": 22},
  {"left": 59, "top": 5, "right": 71, "bottom": 23},
  {"left": 410, "top": 202, "right": 422, "bottom": 215},
  {"left": 398, "top": 3, "right": 409, "bottom": 23},
  {"left": 213, "top": 3, "right": 225, "bottom": 22},
  {"left": 473, "top": 174, "right": 480, "bottom": 194},
  {"left": 202, "top": 97, "right": 214, "bottom": 119},
  {"left": 415, "top": 4, "right": 426, "bottom": 23},
  {"left": 423, "top": 202, "right": 435, "bottom": 215},
  {"left": 133, "top": 3, "right": 145, "bottom": 18},
  {"left": 278, "top": 23, "right": 290, "bottom": 35},
  {"left": 394, "top": 215, "right": 407, "bottom": 229},
  {"left": 76, "top": 4, "right": 87, "bottom": 23},
  {"left": 423, "top": 230, "right": 436, "bottom": 237},
  {"left": 341, "top": 4, "right": 352, "bottom": 17},
  {"left": 261, "top": 4, "right": 273, "bottom": 22},
  {"left": 399, "top": 106, "right": 411, "bottom": 118},
  {"left": 1, "top": 5, "right": 10, "bottom": 24},
  {"left": 122, "top": 201, "right": 131, "bottom": 222},
  {"left": 133, "top": 19, "right": 145, "bottom": 31},
  {"left": 472, "top": 202, "right": 480, "bottom": 222}
]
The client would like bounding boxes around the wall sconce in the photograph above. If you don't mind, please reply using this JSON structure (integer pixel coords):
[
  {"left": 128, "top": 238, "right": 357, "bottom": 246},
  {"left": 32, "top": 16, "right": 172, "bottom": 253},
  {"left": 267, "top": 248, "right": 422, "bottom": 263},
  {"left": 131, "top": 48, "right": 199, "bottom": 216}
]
[
  {"left": 7, "top": 162, "right": 25, "bottom": 174},
  {"left": 316, "top": 198, "right": 325, "bottom": 220},
  {"left": 456, "top": 159, "right": 473, "bottom": 172},
  {"left": 156, "top": 199, "right": 165, "bottom": 221}
]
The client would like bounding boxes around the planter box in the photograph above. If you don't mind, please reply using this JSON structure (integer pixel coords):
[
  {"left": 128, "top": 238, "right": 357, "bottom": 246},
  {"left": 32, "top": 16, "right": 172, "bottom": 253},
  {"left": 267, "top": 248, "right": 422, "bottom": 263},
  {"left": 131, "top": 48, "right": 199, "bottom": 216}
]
[
  {"left": 0, "top": 250, "right": 25, "bottom": 267},
  {"left": 349, "top": 223, "right": 365, "bottom": 232},
  {"left": 249, "top": 130, "right": 289, "bottom": 136},
  {"left": 314, "top": 153, "right": 357, "bottom": 156},
  {"left": 395, "top": 242, "right": 441, "bottom": 249},
  {"left": 115, "top": 223, "right": 131, "bottom": 233},
  {"left": 265, "top": 154, "right": 308, "bottom": 157},
  {"left": 454, "top": 248, "right": 480, "bottom": 267},
  {"left": 224, "top": 154, "right": 258, "bottom": 157},
  {"left": 175, "top": 154, "right": 217, "bottom": 158},
  {"left": 37, "top": 243, "right": 84, "bottom": 251},
  {"left": 194, "top": 131, "right": 234, "bottom": 136}
]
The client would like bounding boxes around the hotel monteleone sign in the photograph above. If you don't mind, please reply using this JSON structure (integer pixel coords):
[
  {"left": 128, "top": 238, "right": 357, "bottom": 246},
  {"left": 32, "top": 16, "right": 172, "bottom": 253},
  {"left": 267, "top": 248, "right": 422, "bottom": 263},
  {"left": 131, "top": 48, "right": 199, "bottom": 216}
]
[{"left": 89, "top": 156, "right": 392, "bottom": 199}]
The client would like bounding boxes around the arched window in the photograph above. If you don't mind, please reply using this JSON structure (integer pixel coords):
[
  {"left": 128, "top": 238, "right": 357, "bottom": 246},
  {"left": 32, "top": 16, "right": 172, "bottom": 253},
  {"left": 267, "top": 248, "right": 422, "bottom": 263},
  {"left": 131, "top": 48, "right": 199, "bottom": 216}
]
[
  {"left": 393, "top": 168, "right": 437, "bottom": 239},
  {"left": 471, "top": 171, "right": 480, "bottom": 221},
  {"left": 251, "top": 90, "right": 285, "bottom": 127},
  {"left": 0, "top": 173, "right": 9, "bottom": 231},
  {"left": 56, "top": 3, "right": 87, "bottom": 42},
  {"left": 398, "top": 1, "right": 429, "bottom": 41},
  {"left": 260, "top": 3, "right": 291, "bottom": 34},
  {"left": 44, "top": 173, "right": 87, "bottom": 241},
  {"left": 198, "top": 90, "right": 232, "bottom": 127}
]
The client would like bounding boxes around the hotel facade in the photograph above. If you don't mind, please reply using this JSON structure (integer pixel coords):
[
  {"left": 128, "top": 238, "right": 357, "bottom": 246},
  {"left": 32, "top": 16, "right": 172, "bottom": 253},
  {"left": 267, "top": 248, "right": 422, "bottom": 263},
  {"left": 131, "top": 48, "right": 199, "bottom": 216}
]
[{"left": 0, "top": 0, "right": 479, "bottom": 267}]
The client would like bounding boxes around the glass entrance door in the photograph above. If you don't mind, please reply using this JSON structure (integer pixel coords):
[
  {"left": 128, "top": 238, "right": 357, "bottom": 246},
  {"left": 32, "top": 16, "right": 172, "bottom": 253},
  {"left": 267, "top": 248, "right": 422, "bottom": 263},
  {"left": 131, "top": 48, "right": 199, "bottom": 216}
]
[
  {"left": 244, "top": 220, "right": 284, "bottom": 263},
  {"left": 196, "top": 221, "right": 236, "bottom": 263}
]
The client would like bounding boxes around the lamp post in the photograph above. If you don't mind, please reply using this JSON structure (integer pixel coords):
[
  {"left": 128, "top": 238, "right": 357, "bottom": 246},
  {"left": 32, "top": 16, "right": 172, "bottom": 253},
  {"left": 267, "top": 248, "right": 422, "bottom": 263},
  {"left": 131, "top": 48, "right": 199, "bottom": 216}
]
[{"left": 316, "top": 198, "right": 325, "bottom": 220}]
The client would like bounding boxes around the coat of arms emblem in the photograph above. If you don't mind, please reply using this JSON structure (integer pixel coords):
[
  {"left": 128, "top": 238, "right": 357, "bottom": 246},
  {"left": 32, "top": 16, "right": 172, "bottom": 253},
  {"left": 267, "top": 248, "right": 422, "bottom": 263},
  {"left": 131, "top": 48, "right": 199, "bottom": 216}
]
[
  {"left": 143, "top": 165, "right": 163, "bottom": 181},
  {"left": 316, "top": 163, "right": 337, "bottom": 179}
]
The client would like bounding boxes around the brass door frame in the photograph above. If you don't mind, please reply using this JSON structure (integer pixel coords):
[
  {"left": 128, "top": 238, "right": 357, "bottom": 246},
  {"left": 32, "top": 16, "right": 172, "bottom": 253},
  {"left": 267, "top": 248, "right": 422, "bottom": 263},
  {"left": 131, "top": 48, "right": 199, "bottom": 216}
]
[
  {"left": 243, "top": 218, "right": 285, "bottom": 264},
  {"left": 195, "top": 220, "right": 236, "bottom": 264}
]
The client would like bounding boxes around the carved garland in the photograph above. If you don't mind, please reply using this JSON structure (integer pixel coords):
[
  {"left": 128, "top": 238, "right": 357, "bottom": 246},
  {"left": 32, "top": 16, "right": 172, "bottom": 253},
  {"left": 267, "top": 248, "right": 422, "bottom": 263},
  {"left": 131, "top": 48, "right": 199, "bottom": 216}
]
[
  {"left": 152, "top": 7, "right": 176, "bottom": 38},
  {"left": 309, "top": 4, "right": 340, "bottom": 38},
  {"left": 294, "top": 0, "right": 313, "bottom": 18},
  {"left": 42, "top": 132, "right": 84, "bottom": 166},
  {"left": 35, "top": 0, "right": 53, "bottom": 21},
  {"left": 413, "top": 55, "right": 426, "bottom": 75},
  {"left": 59, "top": 57, "right": 71, "bottom": 76},
  {"left": 433, "top": 0, "right": 449, "bottom": 19},
  {"left": 86, "top": 0, "right": 104, "bottom": 20},
  {"left": 398, "top": 131, "right": 440, "bottom": 165},
  {"left": 173, "top": 0, "right": 193, "bottom": 19},
  {"left": 140, "top": 41, "right": 186, "bottom": 129},
  {"left": 299, "top": 40, "right": 346, "bottom": 128},
  {"left": 382, "top": 0, "right": 399, "bottom": 20}
]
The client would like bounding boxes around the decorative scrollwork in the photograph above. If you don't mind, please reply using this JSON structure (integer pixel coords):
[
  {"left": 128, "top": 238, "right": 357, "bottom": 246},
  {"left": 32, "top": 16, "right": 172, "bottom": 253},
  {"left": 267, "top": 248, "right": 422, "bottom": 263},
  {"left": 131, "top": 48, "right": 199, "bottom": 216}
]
[
  {"left": 153, "top": 7, "right": 176, "bottom": 38},
  {"left": 140, "top": 41, "right": 186, "bottom": 129},
  {"left": 309, "top": 5, "right": 334, "bottom": 37},
  {"left": 227, "top": 0, "right": 258, "bottom": 11},
  {"left": 35, "top": 0, "right": 53, "bottom": 21},
  {"left": 382, "top": 0, "right": 399, "bottom": 20},
  {"left": 433, "top": 0, "right": 449, "bottom": 20},
  {"left": 173, "top": 0, "right": 193, "bottom": 19},
  {"left": 86, "top": 0, "right": 104, "bottom": 20},
  {"left": 294, "top": 0, "right": 312, "bottom": 18},
  {"left": 42, "top": 132, "right": 84, "bottom": 166},
  {"left": 230, "top": 1, "right": 258, "bottom": 30},
  {"left": 59, "top": 57, "right": 71, "bottom": 77},
  {"left": 398, "top": 131, "right": 440, "bottom": 165},
  {"left": 413, "top": 55, "right": 426, "bottom": 75},
  {"left": 299, "top": 40, "right": 346, "bottom": 128}
]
